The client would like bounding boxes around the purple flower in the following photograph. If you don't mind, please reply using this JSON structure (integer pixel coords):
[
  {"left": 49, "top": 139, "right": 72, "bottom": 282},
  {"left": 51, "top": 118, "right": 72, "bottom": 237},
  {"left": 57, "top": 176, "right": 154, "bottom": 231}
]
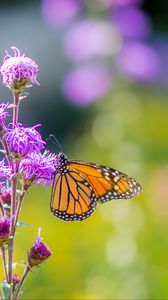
[
  {"left": 63, "top": 64, "right": 112, "bottom": 105},
  {"left": 41, "top": 0, "right": 82, "bottom": 28},
  {"left": 21, "top": 150, "right": 56, "bottom": 188},
  {"left": 0, "top": 47, "right": 39, "bottom": 91},
  {"left": 3, "top": 124, "right": 45, "bottom": 157},
  {"left": 0, "top": 217, "right": 10, "bottom": 246},
  {"left": 0, "top": 103, "right": 10, "bottom": 129},
  {"left": 28, "top": 229, "right": 51, "bottom": 267},
  {"left": 117, "top": 41, "right": 161, "bottom": 82}
]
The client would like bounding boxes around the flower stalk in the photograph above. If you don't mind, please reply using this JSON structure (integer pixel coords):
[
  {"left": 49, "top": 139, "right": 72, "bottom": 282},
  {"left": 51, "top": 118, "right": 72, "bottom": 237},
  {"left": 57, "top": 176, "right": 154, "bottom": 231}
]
[
  {"left": 8, "top": 89, "right": 20, "bottom": 290},
  {"left": 0, "top": 47, "right": 53, "bottom": 300},
  {"left": 13, "top": 92, "right": 20, "bottom": 126},
  {"left": 8, "top": 118, "right": 20, "bottom": 300},
  {"left": 8, "top": 175, "right": 17, "bottom": 290},
  {"left": 1, "top": 246, "right": 9, "bottom": 283},
  {"left": 13, "top": 265, "right": 30, "bottom": 300},
  {"left": 0, "top": 198, "right": 5, "bottom": 217}
]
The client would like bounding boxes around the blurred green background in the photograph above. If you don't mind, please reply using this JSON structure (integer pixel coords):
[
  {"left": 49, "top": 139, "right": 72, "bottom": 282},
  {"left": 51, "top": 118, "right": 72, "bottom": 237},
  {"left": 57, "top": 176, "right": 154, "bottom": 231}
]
[{"left": 1, "top": 0, "right": 168, "bottom": 299}]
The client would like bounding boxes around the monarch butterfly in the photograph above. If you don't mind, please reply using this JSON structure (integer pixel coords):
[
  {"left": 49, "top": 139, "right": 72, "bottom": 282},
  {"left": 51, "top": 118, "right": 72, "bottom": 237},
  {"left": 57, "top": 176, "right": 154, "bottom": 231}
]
[{"left": 50, "top": 151, "right": 142, "bottom": 221}]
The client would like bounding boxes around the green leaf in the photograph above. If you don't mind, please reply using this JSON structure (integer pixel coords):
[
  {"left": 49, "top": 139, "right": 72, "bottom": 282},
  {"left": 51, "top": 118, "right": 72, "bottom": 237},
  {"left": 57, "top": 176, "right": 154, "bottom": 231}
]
[
  {"left": 2, "top": 283, "right": 10, "bottom": 300},
  {"left": 16, "top": 221, "right": 32, "bottom": 228}
]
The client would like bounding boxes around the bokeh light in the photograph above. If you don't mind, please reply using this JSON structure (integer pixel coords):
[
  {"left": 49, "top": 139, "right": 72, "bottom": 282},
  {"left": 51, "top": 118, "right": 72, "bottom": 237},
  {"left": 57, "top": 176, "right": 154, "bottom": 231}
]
[
  {"left": 112, "top": 0, "right": 142, "bottom": 5},
  {"left": 64, "top": 20, "right": 122, "bottom": 61},
  {"left": 117, "top": 41, "right": 161, "bottom": 81},
  {"left": 112, "top": 5, "right": 151, "bottom": 38},
  {"left": 41, "top": 0, "right": 82, "bottom": 28},
  {"left": 63, "top": 65, "right": 112, "bottom": 105}
]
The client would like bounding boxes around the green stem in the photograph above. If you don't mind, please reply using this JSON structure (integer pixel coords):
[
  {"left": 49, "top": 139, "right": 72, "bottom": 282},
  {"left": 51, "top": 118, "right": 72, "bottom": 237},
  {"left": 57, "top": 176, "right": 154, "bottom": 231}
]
[
  {"left": 14, "top": 189, "right": 26, "bottom": 232},
  {"left": 13, "top": 92, "right": 20, "bottom": 125},
  {"left": 8, "top": 91, "right": 20, "bottom": 300},
  {"left": 0, "top": 138, "right": 11, "bottom": 166},
  {"left": 13, "top": 265, "right": 30, "bottom": 300},
  {"left": 0, "top": 196, "right": 5, "bottom": 216},
  {"left": 8, "top": 176, "right": 17, "bottom": 300},
  {"left": 1, "top": 246, "right": 9, "bottom": 283}
]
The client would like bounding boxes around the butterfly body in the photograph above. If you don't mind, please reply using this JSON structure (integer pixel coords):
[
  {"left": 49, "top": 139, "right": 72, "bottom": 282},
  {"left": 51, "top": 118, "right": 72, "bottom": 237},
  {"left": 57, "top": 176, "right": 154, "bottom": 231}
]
[{"left": 50, "top": 152, "right": 142, "bottom": 221}]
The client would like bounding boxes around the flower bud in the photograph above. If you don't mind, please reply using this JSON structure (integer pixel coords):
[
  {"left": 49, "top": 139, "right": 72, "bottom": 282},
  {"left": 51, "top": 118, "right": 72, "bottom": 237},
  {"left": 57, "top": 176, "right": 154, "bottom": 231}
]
[
  {"left": 12, "top": 274, "right": 20, "bottom": 285},
  {"left": 0, "top": 217, "right": 10, "bottom": 246},
  {"left": 1, "top": 191, "right": 11, "bottom": 217},
  {"left": 2, "top": 274, "right": 20, "bottom": 285},
  {"left": 1, "top": 191, "right": 11, "bottom": 206},
  {"left": 28, "top": 229, "right": 51, "bottom": 267}
]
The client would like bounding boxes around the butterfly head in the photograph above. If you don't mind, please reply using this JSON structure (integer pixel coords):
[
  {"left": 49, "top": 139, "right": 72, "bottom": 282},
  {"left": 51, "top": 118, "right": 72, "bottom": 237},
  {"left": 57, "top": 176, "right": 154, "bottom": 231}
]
[{"left": 54, "top": 152, "right": 68, "bottom": 174}]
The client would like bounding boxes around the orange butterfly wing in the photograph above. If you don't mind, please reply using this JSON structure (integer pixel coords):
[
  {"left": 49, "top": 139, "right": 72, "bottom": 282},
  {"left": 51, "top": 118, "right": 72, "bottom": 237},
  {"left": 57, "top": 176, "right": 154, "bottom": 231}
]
[
  {"left": 70, "top": 161, "right": 142, "bottom": 204},
  {"left": 50, "top": 166, "right": 97, "bottom": 221},
  {"left": 50, "top": 153, "right": 142, "bottom": 222}
]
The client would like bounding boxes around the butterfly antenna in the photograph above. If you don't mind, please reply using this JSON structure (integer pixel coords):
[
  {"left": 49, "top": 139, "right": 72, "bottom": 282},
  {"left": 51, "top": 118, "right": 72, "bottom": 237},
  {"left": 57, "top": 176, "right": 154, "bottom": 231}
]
[{"left": 46, "top": 134, "right": 63, "bottom": 152}]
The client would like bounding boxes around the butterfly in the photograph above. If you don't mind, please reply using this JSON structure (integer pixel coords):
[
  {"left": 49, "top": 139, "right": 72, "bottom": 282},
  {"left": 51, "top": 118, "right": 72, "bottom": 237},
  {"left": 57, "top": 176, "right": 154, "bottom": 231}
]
[{"left": 50, "top": 152, "right": 142, "bottom": 221}]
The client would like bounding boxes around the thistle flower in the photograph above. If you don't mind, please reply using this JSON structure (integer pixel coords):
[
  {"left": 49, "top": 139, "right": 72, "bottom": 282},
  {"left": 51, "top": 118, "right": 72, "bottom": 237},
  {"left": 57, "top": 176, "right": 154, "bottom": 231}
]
[
  {"left": 0, "top": 47, "right": 39, "bottom": 92},
  {"left": 28, "top": 229, "right": 51, "bottom": 267},
  {"left": 21, "top": 150, "right": 56, "bottom": 188},
  {"left": 0, "top": 217, "right": 10, "bottom": 246},
  {"left": 3, "top": 124, "right": 45, "bottom": 157}
]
